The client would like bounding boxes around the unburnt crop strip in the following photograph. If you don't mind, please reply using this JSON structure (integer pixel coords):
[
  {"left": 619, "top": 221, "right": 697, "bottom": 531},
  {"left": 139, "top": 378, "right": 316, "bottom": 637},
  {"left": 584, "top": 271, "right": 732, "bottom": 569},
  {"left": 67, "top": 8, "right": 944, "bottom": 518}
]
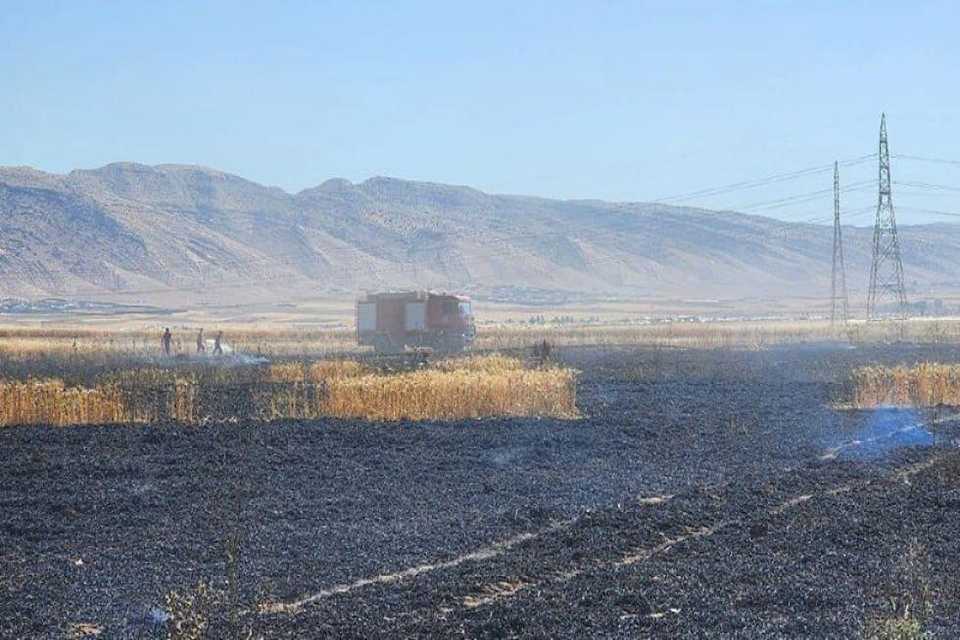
[
  {"left": 0, "top": 355, "right": 578, "bottom": 426},
  {"left": 852, "top": 363, "right": 960, "bottom": 407}
]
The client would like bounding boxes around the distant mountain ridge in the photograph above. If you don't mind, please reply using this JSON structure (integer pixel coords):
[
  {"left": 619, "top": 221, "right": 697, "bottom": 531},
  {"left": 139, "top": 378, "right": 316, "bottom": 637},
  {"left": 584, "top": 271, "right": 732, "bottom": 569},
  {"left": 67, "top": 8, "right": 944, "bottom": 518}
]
[{"left": 2, "top": 162, "right": 960, "bottom": 307}]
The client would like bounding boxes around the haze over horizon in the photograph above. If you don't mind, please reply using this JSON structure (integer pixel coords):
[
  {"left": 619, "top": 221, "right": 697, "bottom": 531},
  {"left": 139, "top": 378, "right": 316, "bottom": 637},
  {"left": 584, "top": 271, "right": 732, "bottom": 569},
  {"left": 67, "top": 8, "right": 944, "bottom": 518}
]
[{"left": 4, "top": 1, "right": 960, "bottom": 223}]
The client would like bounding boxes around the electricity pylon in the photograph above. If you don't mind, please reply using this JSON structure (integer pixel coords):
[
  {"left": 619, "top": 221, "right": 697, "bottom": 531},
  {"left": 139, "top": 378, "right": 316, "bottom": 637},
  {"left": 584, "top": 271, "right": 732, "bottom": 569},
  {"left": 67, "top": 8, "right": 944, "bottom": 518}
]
[
  {"left": 866, "top": 113, "right": 907, "bottom": 320},
  {"left": 830, "top": 161, "right": 849, "bottom": 326}
]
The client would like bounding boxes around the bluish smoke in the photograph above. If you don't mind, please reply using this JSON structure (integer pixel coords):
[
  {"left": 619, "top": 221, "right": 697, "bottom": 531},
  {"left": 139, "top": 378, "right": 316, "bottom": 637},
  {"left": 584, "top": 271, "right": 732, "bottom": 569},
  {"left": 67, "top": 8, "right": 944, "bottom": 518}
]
[{"left": 824, "top": 407, "right": 934, "bottom": 461}]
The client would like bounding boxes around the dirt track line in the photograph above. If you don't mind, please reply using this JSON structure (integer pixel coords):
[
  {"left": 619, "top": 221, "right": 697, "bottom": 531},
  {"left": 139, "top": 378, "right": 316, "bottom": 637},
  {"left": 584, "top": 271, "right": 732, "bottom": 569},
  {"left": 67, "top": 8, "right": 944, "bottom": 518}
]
[
  {"left": 637, "top": 494, "right": 674, "bottom": 505},
  {"left": 618, "top": 524, "right": 722, "bottom": 567},
  {"left": 615, "top": 480, "right": 861, "bottom": 569},
  {"left": 459, "top": 454, "right": 951, "bottom": 610},
  {"left": 460, "top": 520, "right": 733, "bottom": 609},
  {"left": 459, "top": 497, "right": 676, "bottom": 609},
  {"left": 261, "top": 493, "right": 675, "bottom": 615},
  {"left": 262, "top": 454, "right": 949, "bottom": 616},
  {"left": 896, "top": 454, "right": 946, "bottom": 484},
  {"left": 460, "top": 490, "right": 842, "bottom": 609},
  {"left": 259, "top": 521, "right": 571, "bottom": 614}
]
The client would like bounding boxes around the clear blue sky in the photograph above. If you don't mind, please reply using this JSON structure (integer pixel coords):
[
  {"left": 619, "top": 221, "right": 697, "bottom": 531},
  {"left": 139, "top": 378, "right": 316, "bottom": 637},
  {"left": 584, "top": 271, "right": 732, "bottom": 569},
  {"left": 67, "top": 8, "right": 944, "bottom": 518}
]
[{"left": 3, "top": 1, "right": 959, "bottom": 223}]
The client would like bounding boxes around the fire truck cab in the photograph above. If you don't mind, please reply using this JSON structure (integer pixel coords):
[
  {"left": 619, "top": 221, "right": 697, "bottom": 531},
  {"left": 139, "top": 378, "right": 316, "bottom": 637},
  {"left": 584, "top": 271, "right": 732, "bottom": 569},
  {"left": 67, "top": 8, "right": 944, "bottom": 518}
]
[{"left": 356, "top": 290, "right": 476, "bottom": 354}]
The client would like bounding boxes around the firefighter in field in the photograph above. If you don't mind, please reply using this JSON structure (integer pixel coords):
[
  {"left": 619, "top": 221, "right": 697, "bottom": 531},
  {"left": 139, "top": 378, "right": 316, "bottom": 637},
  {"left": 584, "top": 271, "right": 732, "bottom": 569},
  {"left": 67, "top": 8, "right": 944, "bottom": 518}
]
[
  {"left": 161, "top": 328, "right": 173, "bottom": 356},
  {"left": 533, "top": 339, "right": 552, "bottom": 366},
  {"left": 213, "top": 331, "right": 224, "bottom": 356},
  {"left": 196, "top": 328, "right": 206, "bottom": 354}
]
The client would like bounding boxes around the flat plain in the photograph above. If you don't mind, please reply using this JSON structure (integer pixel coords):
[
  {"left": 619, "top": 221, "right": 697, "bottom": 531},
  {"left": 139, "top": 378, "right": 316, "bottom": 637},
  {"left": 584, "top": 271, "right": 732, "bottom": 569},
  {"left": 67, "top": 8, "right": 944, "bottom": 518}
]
[{"left": 2, "top": 334, "right": 960, "bottom": 638}]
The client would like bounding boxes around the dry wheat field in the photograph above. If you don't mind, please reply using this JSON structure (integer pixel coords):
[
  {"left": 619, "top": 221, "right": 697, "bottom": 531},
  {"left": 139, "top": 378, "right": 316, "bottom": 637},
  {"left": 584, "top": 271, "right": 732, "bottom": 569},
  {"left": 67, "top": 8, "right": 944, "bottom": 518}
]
[
  {"left": 4, "top": 315, "right": 960, "bottom": 356},
  {"left": 1, "top": 317, "right": 959, "bottom": 430},
  {"left": 0, "top": 354, "right": 578, "bottom": 427}
]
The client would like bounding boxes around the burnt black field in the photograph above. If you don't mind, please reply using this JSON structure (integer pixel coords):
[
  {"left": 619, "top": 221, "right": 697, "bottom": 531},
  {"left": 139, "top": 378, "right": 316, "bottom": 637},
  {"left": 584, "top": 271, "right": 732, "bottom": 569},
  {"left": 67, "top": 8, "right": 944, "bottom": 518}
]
[{"left": 3, "top": 344, "right": 960, "bottom": 639}]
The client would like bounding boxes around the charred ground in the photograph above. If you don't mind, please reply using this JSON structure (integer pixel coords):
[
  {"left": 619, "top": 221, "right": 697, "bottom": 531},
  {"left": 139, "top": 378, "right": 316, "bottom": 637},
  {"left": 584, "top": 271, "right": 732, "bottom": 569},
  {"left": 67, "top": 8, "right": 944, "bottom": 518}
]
[{"left": 2, "top": 344, "right": 960, "bottom": 638}]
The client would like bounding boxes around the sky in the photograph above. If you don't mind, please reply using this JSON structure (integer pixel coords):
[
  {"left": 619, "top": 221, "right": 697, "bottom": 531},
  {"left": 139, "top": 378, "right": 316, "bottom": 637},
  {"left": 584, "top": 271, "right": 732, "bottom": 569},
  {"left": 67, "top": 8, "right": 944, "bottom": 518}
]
[{"left": 3, "top": 1, "right": 960, "bottom": 224}]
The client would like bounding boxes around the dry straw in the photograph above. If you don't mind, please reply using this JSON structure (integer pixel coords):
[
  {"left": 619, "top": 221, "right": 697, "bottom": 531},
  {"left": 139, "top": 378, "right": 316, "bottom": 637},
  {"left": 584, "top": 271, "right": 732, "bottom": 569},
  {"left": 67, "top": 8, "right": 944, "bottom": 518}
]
[
  {"left": 5, "top": 318, "right": 960, "bottom": 364},
  {"left": 323, "top": 367, "right": 578, "bottom": 421},
  {"left": 0, "top": 354, "right": 577, "bottom": 426},
  {"left": 852, "top": 363, "right": 960, "bottom": 408},
  {"left": 0, "top": 380, "right": 124, "bottom": 426}
]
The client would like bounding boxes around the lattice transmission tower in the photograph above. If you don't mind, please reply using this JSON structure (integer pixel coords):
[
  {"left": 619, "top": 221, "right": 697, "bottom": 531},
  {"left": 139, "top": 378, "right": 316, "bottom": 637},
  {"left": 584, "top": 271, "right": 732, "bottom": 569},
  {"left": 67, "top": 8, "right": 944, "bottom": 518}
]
[
  {"left": 830, "top": 161, "right": 849, "bottom": 326},
  {"left": 866, "top": 113, "right": 907, "bottom": 320}
]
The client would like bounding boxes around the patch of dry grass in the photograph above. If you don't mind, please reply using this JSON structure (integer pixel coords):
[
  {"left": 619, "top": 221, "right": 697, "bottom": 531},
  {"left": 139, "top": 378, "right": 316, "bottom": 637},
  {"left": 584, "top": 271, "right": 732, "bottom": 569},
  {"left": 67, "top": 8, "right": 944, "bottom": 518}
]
[
  {"left": 0, "top": 326, "right": 356, "bottom": 360},
  {"left": 863, "top": 540, "right": 935, "bottom": 640},
  {"left": 266, "top": 360, "right": 368, "bottom": 382},
  {"left": 431, "top": 353, "right": 527, "bottom": 373},
  {"left": 5, "top": 317, "right": 960, "bottom": 364},
  {"left": 472, "top": 318, "right": 960, "bottom": 350},
  {"left": 863, "top": 615, "right": 926, "bottom": 640},
  {"left": 0, "top": 355, "right": 577, "bottom": 426},
  {"left": 323, "top": 366, "right": 578, "bottom": 421},
  {"left": 0, "top": 380, "right": 124, "bottom": 426},
  {"left": 852, "top": 363, "right": 960, "bottom": 407}
]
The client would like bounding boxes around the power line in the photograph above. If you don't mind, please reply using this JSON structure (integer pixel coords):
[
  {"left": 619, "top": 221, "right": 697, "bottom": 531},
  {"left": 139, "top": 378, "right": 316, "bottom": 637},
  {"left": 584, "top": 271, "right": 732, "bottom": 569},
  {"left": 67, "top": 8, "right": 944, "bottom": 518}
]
[
  {"left": 766, "top": 206, "right": 874, "bottom": 241},
  {"left": 51, "top": 147, "right": 936, "bottom": 302},
  {"left": 791, "top": 206, "right": 875, "bottom": 226},
  {"left": 893, "top": 154, "right": 960, "bottom": 167},
  {"left": 67, "top": 186, "right": 882, "bottom": 301},
  {"left": 408, "top": 181, "right": 880, "bottom": 261},
  {"left": 722, "top": 181, "right": 873, "bottom": 213},
  {"left": 898, "top": 206, "right": 960, "bottom": 219},
  {"left": 893, "top": 180, "right": 960, "bottom": 193},
  {"left": 650, "top": 154, "right": 876, "bottom": 204}
]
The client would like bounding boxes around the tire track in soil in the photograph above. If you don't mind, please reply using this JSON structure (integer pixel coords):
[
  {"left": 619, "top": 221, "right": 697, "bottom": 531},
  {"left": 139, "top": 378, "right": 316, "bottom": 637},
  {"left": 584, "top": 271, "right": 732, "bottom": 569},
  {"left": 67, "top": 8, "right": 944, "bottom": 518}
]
[
  {"left": 259, "top": 494, "right": 675, "bottom": 615},
  {"left": 259, "top": 453, "right": 945, "bottom": 619},
  {"left": 257, "top": 404, "right": 957, "bottom": 621},
  {"left": 260, "top": 520, "right": 575, "bottom": 614},
  {"left": 454, "top": 453, "right": 948, "bottom": 612}
]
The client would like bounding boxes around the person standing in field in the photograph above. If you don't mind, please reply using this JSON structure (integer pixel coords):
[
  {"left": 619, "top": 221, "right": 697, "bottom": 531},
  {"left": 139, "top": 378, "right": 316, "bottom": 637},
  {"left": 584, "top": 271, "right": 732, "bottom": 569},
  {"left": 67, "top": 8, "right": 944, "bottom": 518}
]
[
  {"left": 213, "top": 331, "right": 223, "bottom": 356},
  {"left": 161, "top": 328, "right": 172, "bottom": 357},
  {"left": 196, "top": 328, "right": 205, "bottom": 354}
]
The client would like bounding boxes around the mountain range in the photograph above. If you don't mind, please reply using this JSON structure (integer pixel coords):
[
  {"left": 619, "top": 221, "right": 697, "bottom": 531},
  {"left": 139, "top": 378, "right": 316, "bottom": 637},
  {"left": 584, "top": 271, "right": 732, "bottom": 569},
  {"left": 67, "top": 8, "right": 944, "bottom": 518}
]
[{"left": 2, "top": 162, "right": 959, "bottom": 309}]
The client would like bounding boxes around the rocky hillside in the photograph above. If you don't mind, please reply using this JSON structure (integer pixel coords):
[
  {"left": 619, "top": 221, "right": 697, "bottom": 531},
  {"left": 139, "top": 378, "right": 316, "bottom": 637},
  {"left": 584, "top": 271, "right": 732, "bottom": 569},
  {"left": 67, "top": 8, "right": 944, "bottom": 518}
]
[{"left": 2, "top": 162, "right": 960, "bottom": 306}]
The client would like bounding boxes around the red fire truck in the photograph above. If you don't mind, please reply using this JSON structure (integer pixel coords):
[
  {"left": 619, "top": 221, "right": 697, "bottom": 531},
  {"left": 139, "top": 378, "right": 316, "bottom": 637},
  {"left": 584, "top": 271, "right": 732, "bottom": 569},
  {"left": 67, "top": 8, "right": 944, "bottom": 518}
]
[{"left": 356, "top": 291, "right": 476, "bottom": 354}]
